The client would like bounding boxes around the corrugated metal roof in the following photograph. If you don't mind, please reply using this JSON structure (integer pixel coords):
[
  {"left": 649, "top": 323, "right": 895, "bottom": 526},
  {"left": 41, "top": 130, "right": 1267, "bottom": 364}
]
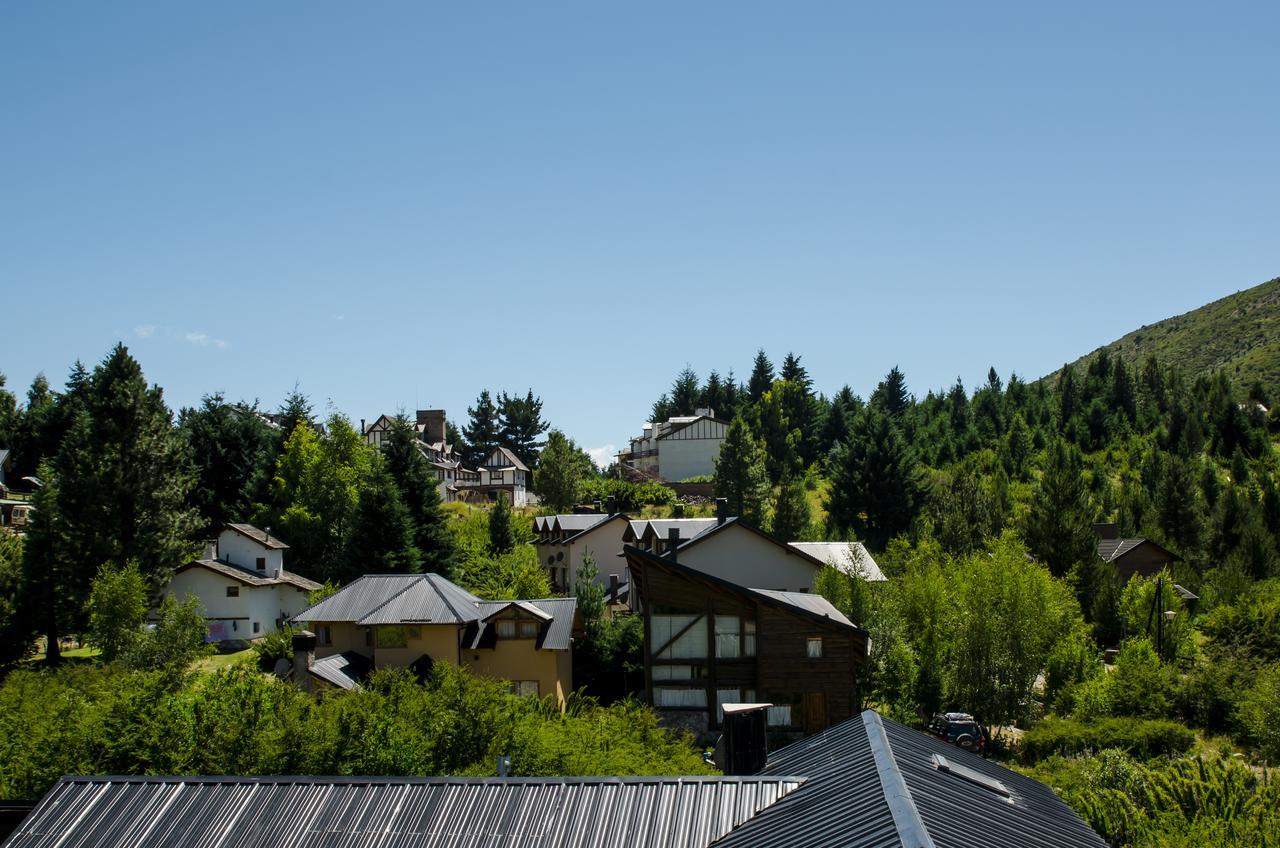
[
  {"left": 625, "top": 519, "right": 719, "bottom": 544},
  {"left": 715, "top": 710, "right": 1106, "bottom": 848},
  {"left": 5, "top": 775, "right": 803, "bottom": 848},
  {"left": 308, "top": 651, "right": 372, "bottom": 690},
  {"left": 747, "top": 589, "right": 855, "bottom": 628},
  {"left": 552, "top": 514, "right": 611, "bottom": 534},
  {"left": 1096, "top": 538, "right": 1144, "bottom": 561},
  {"left": 359, "top": 575, "right": 484, "bottom": 625},
  {"left": 293, "top": 574, "right": 423, "bottom": 623},
  {"left": 787, "top": 542, "right": 887, "bottom": 582}
]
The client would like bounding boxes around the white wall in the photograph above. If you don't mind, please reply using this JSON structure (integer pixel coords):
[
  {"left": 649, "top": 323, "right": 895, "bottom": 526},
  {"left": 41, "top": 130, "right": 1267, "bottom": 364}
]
[
  {"left": 216, "top": 529, "right": 283, "bottom": 576},
  {"left": 165, "top": 566, "right": 311, "bottom": 641},
  {"left": 658, "top": 438, "right": 723, "bottom": 482},
  {"left": 536, "top": 519, "right": 629, "bottom": 591},
  {"left": 678, "top": 526, "right": 819, "bottom": 592}
]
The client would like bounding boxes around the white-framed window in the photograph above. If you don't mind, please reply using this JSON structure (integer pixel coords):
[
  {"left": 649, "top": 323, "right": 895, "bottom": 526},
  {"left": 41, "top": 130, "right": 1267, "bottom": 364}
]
[
  {"left": 807, "top": 637, "right": 823, "bottom": 658},
  {"left": 655, "top": 687, "right": 707, "bottom": 708}
]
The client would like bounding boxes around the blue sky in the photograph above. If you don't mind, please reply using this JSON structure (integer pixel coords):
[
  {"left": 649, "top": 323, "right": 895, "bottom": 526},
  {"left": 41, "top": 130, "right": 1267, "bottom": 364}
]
[{"left": 3, "top": 2, "right": 1277, "bottom": 463}]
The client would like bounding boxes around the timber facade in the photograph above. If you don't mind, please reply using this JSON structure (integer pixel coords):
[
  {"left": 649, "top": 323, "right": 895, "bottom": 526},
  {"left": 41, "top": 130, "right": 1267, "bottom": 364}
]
[{"left": 625, "top": 544, "right": 868, "bottom": 738}]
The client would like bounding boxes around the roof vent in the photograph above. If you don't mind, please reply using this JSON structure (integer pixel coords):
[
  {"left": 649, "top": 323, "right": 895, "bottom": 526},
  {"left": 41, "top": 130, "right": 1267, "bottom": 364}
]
[{"left": 931, "top": 753, "right": 1011, "bottom": 799}]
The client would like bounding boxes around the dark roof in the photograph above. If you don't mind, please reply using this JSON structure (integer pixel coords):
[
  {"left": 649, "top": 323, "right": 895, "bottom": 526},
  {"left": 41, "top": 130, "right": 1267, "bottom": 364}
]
[
  {"left": 715, "top": 710, "right": 1107, "bottom": 848},
  {"left": 5, "top": 711, "right": 1105, "bottom": 848},
  {"left": 1096, "top": 537, "right": 1181, "bottom": 563},
  {"left": 222, "top": 523, "right": 289, "bottom": 550},
  {"left": 5, "top": 774, "right": 802, "bottom": 848},
  {"left": 176, "top": 559, "right": 321, "bottom": 592},
  {"left": 656, "top": 414, "right": 729, "bottom": 440},
  {"left": 462, "top": 597, "right": 577, "bottom": 651},
  {"left": 483, "top": 446, "right": 529, "bottom": 472},
  {"left": 293, "top": 575, "right": 575, "bottom": 650},
  {"left": 308, "top": 650, "right": 372, "bottom": 690}
]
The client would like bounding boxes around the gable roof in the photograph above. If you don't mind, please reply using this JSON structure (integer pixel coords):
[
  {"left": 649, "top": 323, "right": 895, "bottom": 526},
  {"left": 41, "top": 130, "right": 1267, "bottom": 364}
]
[
  {"left": 465, "top": 597, "right": 577, "bottom": 651},
  {"left": 5, "top": 711, "right": 1104, "bottom": 848},
  {"left": 222, "top": 523, "right": 289, "bottom": 550},
  {"left": 624, "top": 518, "right": 720, "bottom": 545},
  {"left": 6, "top": 774, "right": 803, "bottom": 848},
  {"left": 656, "top": 414, "right": 729, "bottom": 440},
  {"left": 482, "top": 445, "right": 529, "bottom": 472},
  {"left": 714, "top": 710, "right": 1107, "bottom": 848},
  {"left": 1097, "top": 537, "right": 1181, "bottom": 563},
  {"left": 787, "top": 542, "right": 886, "bottom": 582},
  {"left": 175, "top": 559, "right": 321, "bottom": 592},
  {"left": 624, "top": 545, "right": 866, "bottom": 636},
  {"left": 292, "top": 575, "right": 575, "bottom": 649}
]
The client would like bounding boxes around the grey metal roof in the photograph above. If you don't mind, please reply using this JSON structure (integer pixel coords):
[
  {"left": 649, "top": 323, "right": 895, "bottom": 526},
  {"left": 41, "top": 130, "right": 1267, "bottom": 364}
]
[
  {"left": 748, "top": 589, "right": 855, "bottom": 628},
  {"left": 4, "top": 775, "right": 803, "bottom": 848},
  {"left": 552, "top": 514, "right": 612, "bottom": 534},
  {"left": 625, "top": 518, "right": 719, "bottom": 544},
  {"left": 358, "top": 574, "right": 485, "bottom": 625},
  {"left": 465, "top": 598, "right": 577, "bottom": 651},
  {"left": 308, "top": 651, "right": 372, "bottom": 691},
  {"left": 223, "top": 523, "right": 289, "bottom": 549},
  {"left": 715, "top": 710, "right": 1106, "bottom": 848},
  {"left": 1096, "top": 537, "right": 1145, "bottom": 561},
  {"left": 787, "top": 542, "right": 887, "bottom": 582},
  {"left": 293, "top": 574, "right": 423, "bottom": 623},
  {"left": 177, "top": 560, "right": 321, "bottom": 592}
]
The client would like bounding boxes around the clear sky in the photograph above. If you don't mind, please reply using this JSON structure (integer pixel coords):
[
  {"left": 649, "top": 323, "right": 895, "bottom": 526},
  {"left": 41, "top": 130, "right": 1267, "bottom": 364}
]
[{"left": 3, "top": 2, "right": 1277, "bottom": 463}]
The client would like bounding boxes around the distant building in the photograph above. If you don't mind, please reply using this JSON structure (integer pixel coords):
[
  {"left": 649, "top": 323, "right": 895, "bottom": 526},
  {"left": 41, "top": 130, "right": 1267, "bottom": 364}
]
[
  {"left": 617, "top": 409, "right": 728, "bottom": 483},
  {"left": 361, "top": 411, "right": 521, "bottom": 505},
  {"left": 469, "top": 446, "right": 532, "bottom": 507},
  {"left": 165, "top": 524, "right": 320, "bottom": 642},
  {"left": 533, "top": 512, "right": 631, "bottom": 594},
  {"left": 292, "top": 573, "right": 574, "bottom": 702},
  {"left": 1094, "top": 523, "right": 1181, "bottom": 582},
  {"left": 626, "top": 543, "right": 870, "bottom": 736}
]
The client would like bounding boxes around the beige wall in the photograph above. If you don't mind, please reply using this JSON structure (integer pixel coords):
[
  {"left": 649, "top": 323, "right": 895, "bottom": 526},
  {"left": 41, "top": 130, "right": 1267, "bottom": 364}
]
[
  {"left": 680, "top": 526, "right": 819, "bottom": 591},
  {"left": 375, "top": 625, "right": 463, "bottom": 669},
  {"left": 459, "top": 637, "right": 571, "bottom": 706}
]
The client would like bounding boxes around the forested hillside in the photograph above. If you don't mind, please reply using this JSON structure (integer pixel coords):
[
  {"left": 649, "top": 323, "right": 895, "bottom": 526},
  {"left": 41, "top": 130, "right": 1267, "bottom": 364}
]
[{"left": 1055, "top": 275, "right": 1280, "bottom": 402}]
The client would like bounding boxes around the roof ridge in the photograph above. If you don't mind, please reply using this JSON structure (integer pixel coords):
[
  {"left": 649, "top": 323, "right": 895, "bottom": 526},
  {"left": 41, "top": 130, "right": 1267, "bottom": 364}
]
[
  {"left": 424, "top": 573, "right": 478, "bottom": 621},
  {"left": 863, "top": 711, "right": 936, "bottom": 848},
  {"left": 355, "top": 574, "right": 431, "bottom": 623}
]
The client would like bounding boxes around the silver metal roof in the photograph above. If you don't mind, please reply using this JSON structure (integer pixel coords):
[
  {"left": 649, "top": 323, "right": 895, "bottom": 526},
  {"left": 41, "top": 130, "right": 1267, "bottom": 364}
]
[
  {"left": 4, "top": 775, "right": 803, "bottom": 848},
  {"left": 358, "top": 574, "right": 485, "bottom": 625},
  {"left": 787, "top": 542, "right": 886, "bottom": 582},
  {"left": 293, "top": 574, "right": 423, "bottom": 623},
  {"left": 747, "top": 589, "right": 855, "bottom": 628},
  {"left": 308, "top": 651, "right": 372, "bottom": 691}
]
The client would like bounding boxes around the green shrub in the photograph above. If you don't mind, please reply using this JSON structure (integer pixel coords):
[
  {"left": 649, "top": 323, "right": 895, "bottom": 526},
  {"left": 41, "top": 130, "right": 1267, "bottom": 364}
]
[
  {"left": 253, "top": 627, "right": 297, "bottom": 672},
  {"left": 1020, "top": 717, "right": 1196, "bottom": 762},
  {"left": 1235, "top": 665, "right": 1280, "bottom": 765}
]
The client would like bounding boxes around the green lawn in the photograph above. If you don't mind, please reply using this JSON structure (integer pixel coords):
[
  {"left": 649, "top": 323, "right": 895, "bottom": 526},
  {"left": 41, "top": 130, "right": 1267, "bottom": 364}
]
[{"left": 192, "top": 648, "right": 254, "bottom": 675}]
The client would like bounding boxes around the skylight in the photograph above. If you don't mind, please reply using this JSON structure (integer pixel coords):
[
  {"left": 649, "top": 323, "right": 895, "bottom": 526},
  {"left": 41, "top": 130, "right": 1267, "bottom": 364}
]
[{"left": 931, "top": 754, "right": 1012, "bottom": 800}]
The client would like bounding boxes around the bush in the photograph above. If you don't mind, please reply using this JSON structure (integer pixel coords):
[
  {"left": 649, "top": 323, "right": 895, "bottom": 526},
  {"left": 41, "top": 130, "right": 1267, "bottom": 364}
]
[
  {"left": 253, "top": 627, "right": 297, "bottom": 672},
  {"left": 1020, "top": 717, "right": 1196, "bottom": 762},
  {"left": 1235, "top": 665, "right": 1280, "bottom": 764}
]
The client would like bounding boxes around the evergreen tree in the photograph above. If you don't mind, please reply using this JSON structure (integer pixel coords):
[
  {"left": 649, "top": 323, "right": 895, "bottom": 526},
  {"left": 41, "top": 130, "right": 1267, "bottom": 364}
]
[
  {"left": 1023, "top": 437, "right": 1096, "bottom": 579},
  {"left": 1057, "top": 364, "right": 1081, "bottom": 429},
  {"left": 277, "top": 389, "right": 315, "bottom": 441},
  {"left": 179, "top": 394, "right": 278, "bottom": 527},
  {"left": 534, "top": 429, "right": 589, "bottom": 512},
  {"left": 779, "top": 353, "right": 811, "bottom": 391},
  {"left": 870, "top": 367, "right": 910, "bottom": 418},
  {"left": 700, "top": 371, "right": 726, "bottom": 418},
  {"left": 669, "top": 367, "right": 700, "bottom": 415},
  {"left": 826, "top": 407, "right": 925, "bottom": 550},
  {"left": 488, "top": 491, "right": 519, "bottom": 555},
  {"left": 819, "top": 391, "right": 852, "bottom": 461},
  {"left": 462, "top": 390, "right": 501, "bottom": 467},
  {"left": 712, "top": 416, "right": 770, "bottom": 525},
  {"left": 498, "top": 389, "right": 548, "bottom": 468},
  {"left": 343, "top": 460, "right": 421, "bottom": 580},
  {"left": 747, "top": 349, "right": 775, "bottom": 403},
  {"left": 770, "top": 475, "right": 811, "bottom": 541},
  {"left": 0, "top": 531, "right": 30, "bottom": 667},
  {"left": 381, "top": 415, "right": 457, "bottom": 577},
  {"left": 756, "top": 383, "right": 803, "bottom": 483},
  {"left": 1001, "top": 413, "right": 1034, "bottom": 480},
  {"left": 650, "top": 394, "right": 673, "bottom": 424}
]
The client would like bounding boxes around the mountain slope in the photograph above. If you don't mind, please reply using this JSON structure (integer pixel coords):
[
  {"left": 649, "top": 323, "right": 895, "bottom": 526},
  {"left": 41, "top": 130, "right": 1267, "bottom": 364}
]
[{"left": 1057, "top": 276, "right": 1280, "bottom": 395}]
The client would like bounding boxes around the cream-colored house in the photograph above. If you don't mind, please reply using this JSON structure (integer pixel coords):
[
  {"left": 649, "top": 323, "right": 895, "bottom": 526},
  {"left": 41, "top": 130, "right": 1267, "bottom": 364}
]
[
  {"left": 166, "top": 524, "right": 321, "bottom": 642},
  {"left": 617, "top": 410, "right": 728, "bottom": 483},
  {"left": 292, "top": 573, "right": 575, "bottom": 703},
  {"left": 533, "top": 513, "right": 631, "bottom": 594}
]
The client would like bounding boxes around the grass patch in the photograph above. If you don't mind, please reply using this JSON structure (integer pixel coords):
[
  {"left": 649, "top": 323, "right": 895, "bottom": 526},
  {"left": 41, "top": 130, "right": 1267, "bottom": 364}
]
[{"left": 192, "top": 648, "right": 254, "bottom": 675}]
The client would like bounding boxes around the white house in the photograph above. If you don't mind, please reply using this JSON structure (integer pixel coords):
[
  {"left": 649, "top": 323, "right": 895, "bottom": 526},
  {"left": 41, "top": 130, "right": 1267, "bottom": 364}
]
[
  {"left": 165, "top": 524, "right": 321, "bottom": 642},
  {"left": 617, "top": 409, "right": 728, "bottom": 483},
  {"left": 533, "top": 512, "right": 631, "bottom": 594},
  {"left": 464, "top": 446, "right": 531, "bottom": 507}
]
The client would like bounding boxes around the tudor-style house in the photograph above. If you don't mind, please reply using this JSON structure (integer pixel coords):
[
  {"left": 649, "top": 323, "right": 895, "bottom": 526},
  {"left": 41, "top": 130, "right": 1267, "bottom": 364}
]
[
  {"left": 617, "top": 409, "right": 728, "bottom": 483},
  {"left": 165, "top": 524, "right": 320, "bottom": 641},
  {"left": 625, "top": 544, "right": 869, "bottom": 737},
  {"left": 292, "top": 573, "right": 575, "bottom": 701},
  {"left": 362, "top": 410, "right": 480, "bottom": 504},
  {"left": 469, "top": 446, "right": 531, "bottom": 506}
]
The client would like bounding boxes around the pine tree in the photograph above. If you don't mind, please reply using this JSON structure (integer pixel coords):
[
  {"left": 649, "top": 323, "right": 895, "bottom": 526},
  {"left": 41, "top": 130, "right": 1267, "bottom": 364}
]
[
  {"left": 780, "top": 353, "right": 811, "bottom": 392},
  {"left": 1001, "top": 413, "right": 1034, "bottom": 480},
  {"left": 534, "top": 430, "right": 587, "bottom": 512},
  {"left": 463, "top": 390, "right": 502, "bottom": 467},
  {"left": 669, "top": 367, "right": 700, "bottom": 415},
  {"left": 713, "top": 416, "right": 770, "bottom": 525},
  {"left": 277, "top": 388, "right": 315, "bottom": 441},
  {"left": 381, "top": 414, "right": 457, "bottom": 577},
  {"left": 826, "top": 407, "right": 925, "bottom": 550},
  {"left": 819, "top": 392, "right": 851, "bottom": 461},
  {"left": 343, "top": 460, "right": 420, "bottom": 580},
  {"left": 488, "top": 491, "right": 519, "bottom": 555},
  {"left": 747, "top": 349, "right": 775, "bottom": 403},
  {"left": 870, "top": 367, "right": 910, "bottom": 418},
  {"left": 1057, "top": 364, "right": 1082, "bottom": 431},
  {"left": 700, "top": 371, "right": 726, "bottom": 418},
  {"left": 771, "top": 475, "right": 812, "bottom": 541},
  {"left": 756, "top": 383, "right": 802, "bottom": 483},
  {"left": 498, "top": 389, "right": 548, "bottom": 468},
  {"left": 1023, "top": 437, "right": 1096, "bottom": 579},
  {"left": 179, "top": 394, "right": 278, "bottom": 527}
]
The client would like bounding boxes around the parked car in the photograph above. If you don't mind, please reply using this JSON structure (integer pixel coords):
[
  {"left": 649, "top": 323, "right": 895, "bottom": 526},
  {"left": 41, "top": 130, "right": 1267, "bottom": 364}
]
[{"left": 927, "top": 712, "right": 988, "bottom": 755}]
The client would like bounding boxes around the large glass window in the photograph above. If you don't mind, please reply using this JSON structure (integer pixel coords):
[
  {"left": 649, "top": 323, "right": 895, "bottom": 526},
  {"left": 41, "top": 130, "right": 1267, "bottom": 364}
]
[
  {"left": 652, "top": 614, "right": 707, "bottom": 659},
  {"left": 652, "top": 665, "right": 693, "bottom": 680},
  {"left": 807, "top": 637, "right": 824, "bottom": 658},
  {"left": 715, "top": 615, "right": 740, "bottom": 658}
]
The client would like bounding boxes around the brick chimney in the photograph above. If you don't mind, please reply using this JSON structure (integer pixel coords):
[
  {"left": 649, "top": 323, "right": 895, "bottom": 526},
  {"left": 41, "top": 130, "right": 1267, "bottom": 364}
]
[{"left": 416, "top": 409, "right": 447, "bottom": 444}]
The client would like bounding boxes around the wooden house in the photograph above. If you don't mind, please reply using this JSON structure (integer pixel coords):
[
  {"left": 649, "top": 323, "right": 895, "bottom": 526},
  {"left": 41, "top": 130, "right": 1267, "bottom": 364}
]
[
  {"left": 1094, "top": 523, "right": 1182, "bottom": 582},
  {"left": 625, "top": 544, "right": 869, "bottom": 738}
]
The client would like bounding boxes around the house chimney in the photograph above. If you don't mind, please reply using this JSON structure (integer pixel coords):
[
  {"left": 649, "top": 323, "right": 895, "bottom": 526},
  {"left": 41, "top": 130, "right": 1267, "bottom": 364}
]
[
  {"left": 605, "top": 496, "right": 618, "bottom": 515},
  {"left": 668, "top": 527, "right": 680, "bottom": 562},
  {"left": 593, "top": 499, "right": 603, "bottom": 514},
  {"left": 673, "top": 504, "right": 685, "bottom": 518},
  {"left": 1093, "top": 522, "right": 1120, "bottom": 540},
  {"left": 719, "top": 703, "right": 771, "bottom": 775},
  {"left": 202, "top": 538, "right": 217, "bottom": 560},
  {"left": 609, "top": 574, "right": 619, "bottom": 603},
  {"left": 417, "top": 410, "right": 447, "bottom": 444},
  {"left": 715, "top": 498, "right": 729, "bottom": 524},
  {"left": 292, "top": 630, "right": 316, "bottom": 693}
]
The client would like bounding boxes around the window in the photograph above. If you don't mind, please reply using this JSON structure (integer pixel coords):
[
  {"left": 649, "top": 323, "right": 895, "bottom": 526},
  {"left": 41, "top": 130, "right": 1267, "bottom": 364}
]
[
  {"left": 518, "top": 620, "right": 539, "bottom": 639},
  {"left": 364, "top": 629, "right": 373, "bottom": 647},
  {"left": 226, "top": 586, "right": 239, "bottom": 598},
  {"left": 654, "top": 687, "right": 707, "bottom": 708},
  {"left": 652, "top": 665, "right": 694, "bottom": 681},
  {"left": 255, "top": 557, "right": 266, "bottom": 572},
  {"left": 512, "top": 680, "right": 539, "bottom": 698},
  {"left": 377, "top": 626, "right": 407, "bottom": 648},
  {"left": 716, "top": 688, "right": 742, "bottom": 720},
  {"left": 715, "top": 615, "right": 740, "bottom": 658},
  {"left": 652, "top": 614, "right": 707, "bottom": 659},
  {"left": 807, "top": 637, "right": 824, "bottom": 658},
  {"left": 252, "top": 622, "right": 260, "bottom": 634},
  {"left": 744, "top": 620, "right": 757, "bottom": 657},
  {"left": 318, "top": 626, "right": 331, "bottom": 646},
  {"left": 767, "top": 705, "right": 793, "bottom": 727},
  {"left": 407, "top": 627, "right": 421, "bottom": 639},
  {"left": 496, "top": 620, "right": 517, "bottom": 638}
]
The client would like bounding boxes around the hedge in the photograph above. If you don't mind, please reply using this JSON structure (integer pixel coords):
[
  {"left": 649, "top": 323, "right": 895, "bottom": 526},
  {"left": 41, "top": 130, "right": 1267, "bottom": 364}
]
[{"left": 1020, "top": 717, "right": 1196, "bottom": 762}]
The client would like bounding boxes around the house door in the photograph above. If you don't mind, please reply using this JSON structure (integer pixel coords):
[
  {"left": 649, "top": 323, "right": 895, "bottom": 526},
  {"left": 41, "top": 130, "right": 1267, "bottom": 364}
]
[{"left": 802, "top": 692, "right": 828, "bottom": 734}]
